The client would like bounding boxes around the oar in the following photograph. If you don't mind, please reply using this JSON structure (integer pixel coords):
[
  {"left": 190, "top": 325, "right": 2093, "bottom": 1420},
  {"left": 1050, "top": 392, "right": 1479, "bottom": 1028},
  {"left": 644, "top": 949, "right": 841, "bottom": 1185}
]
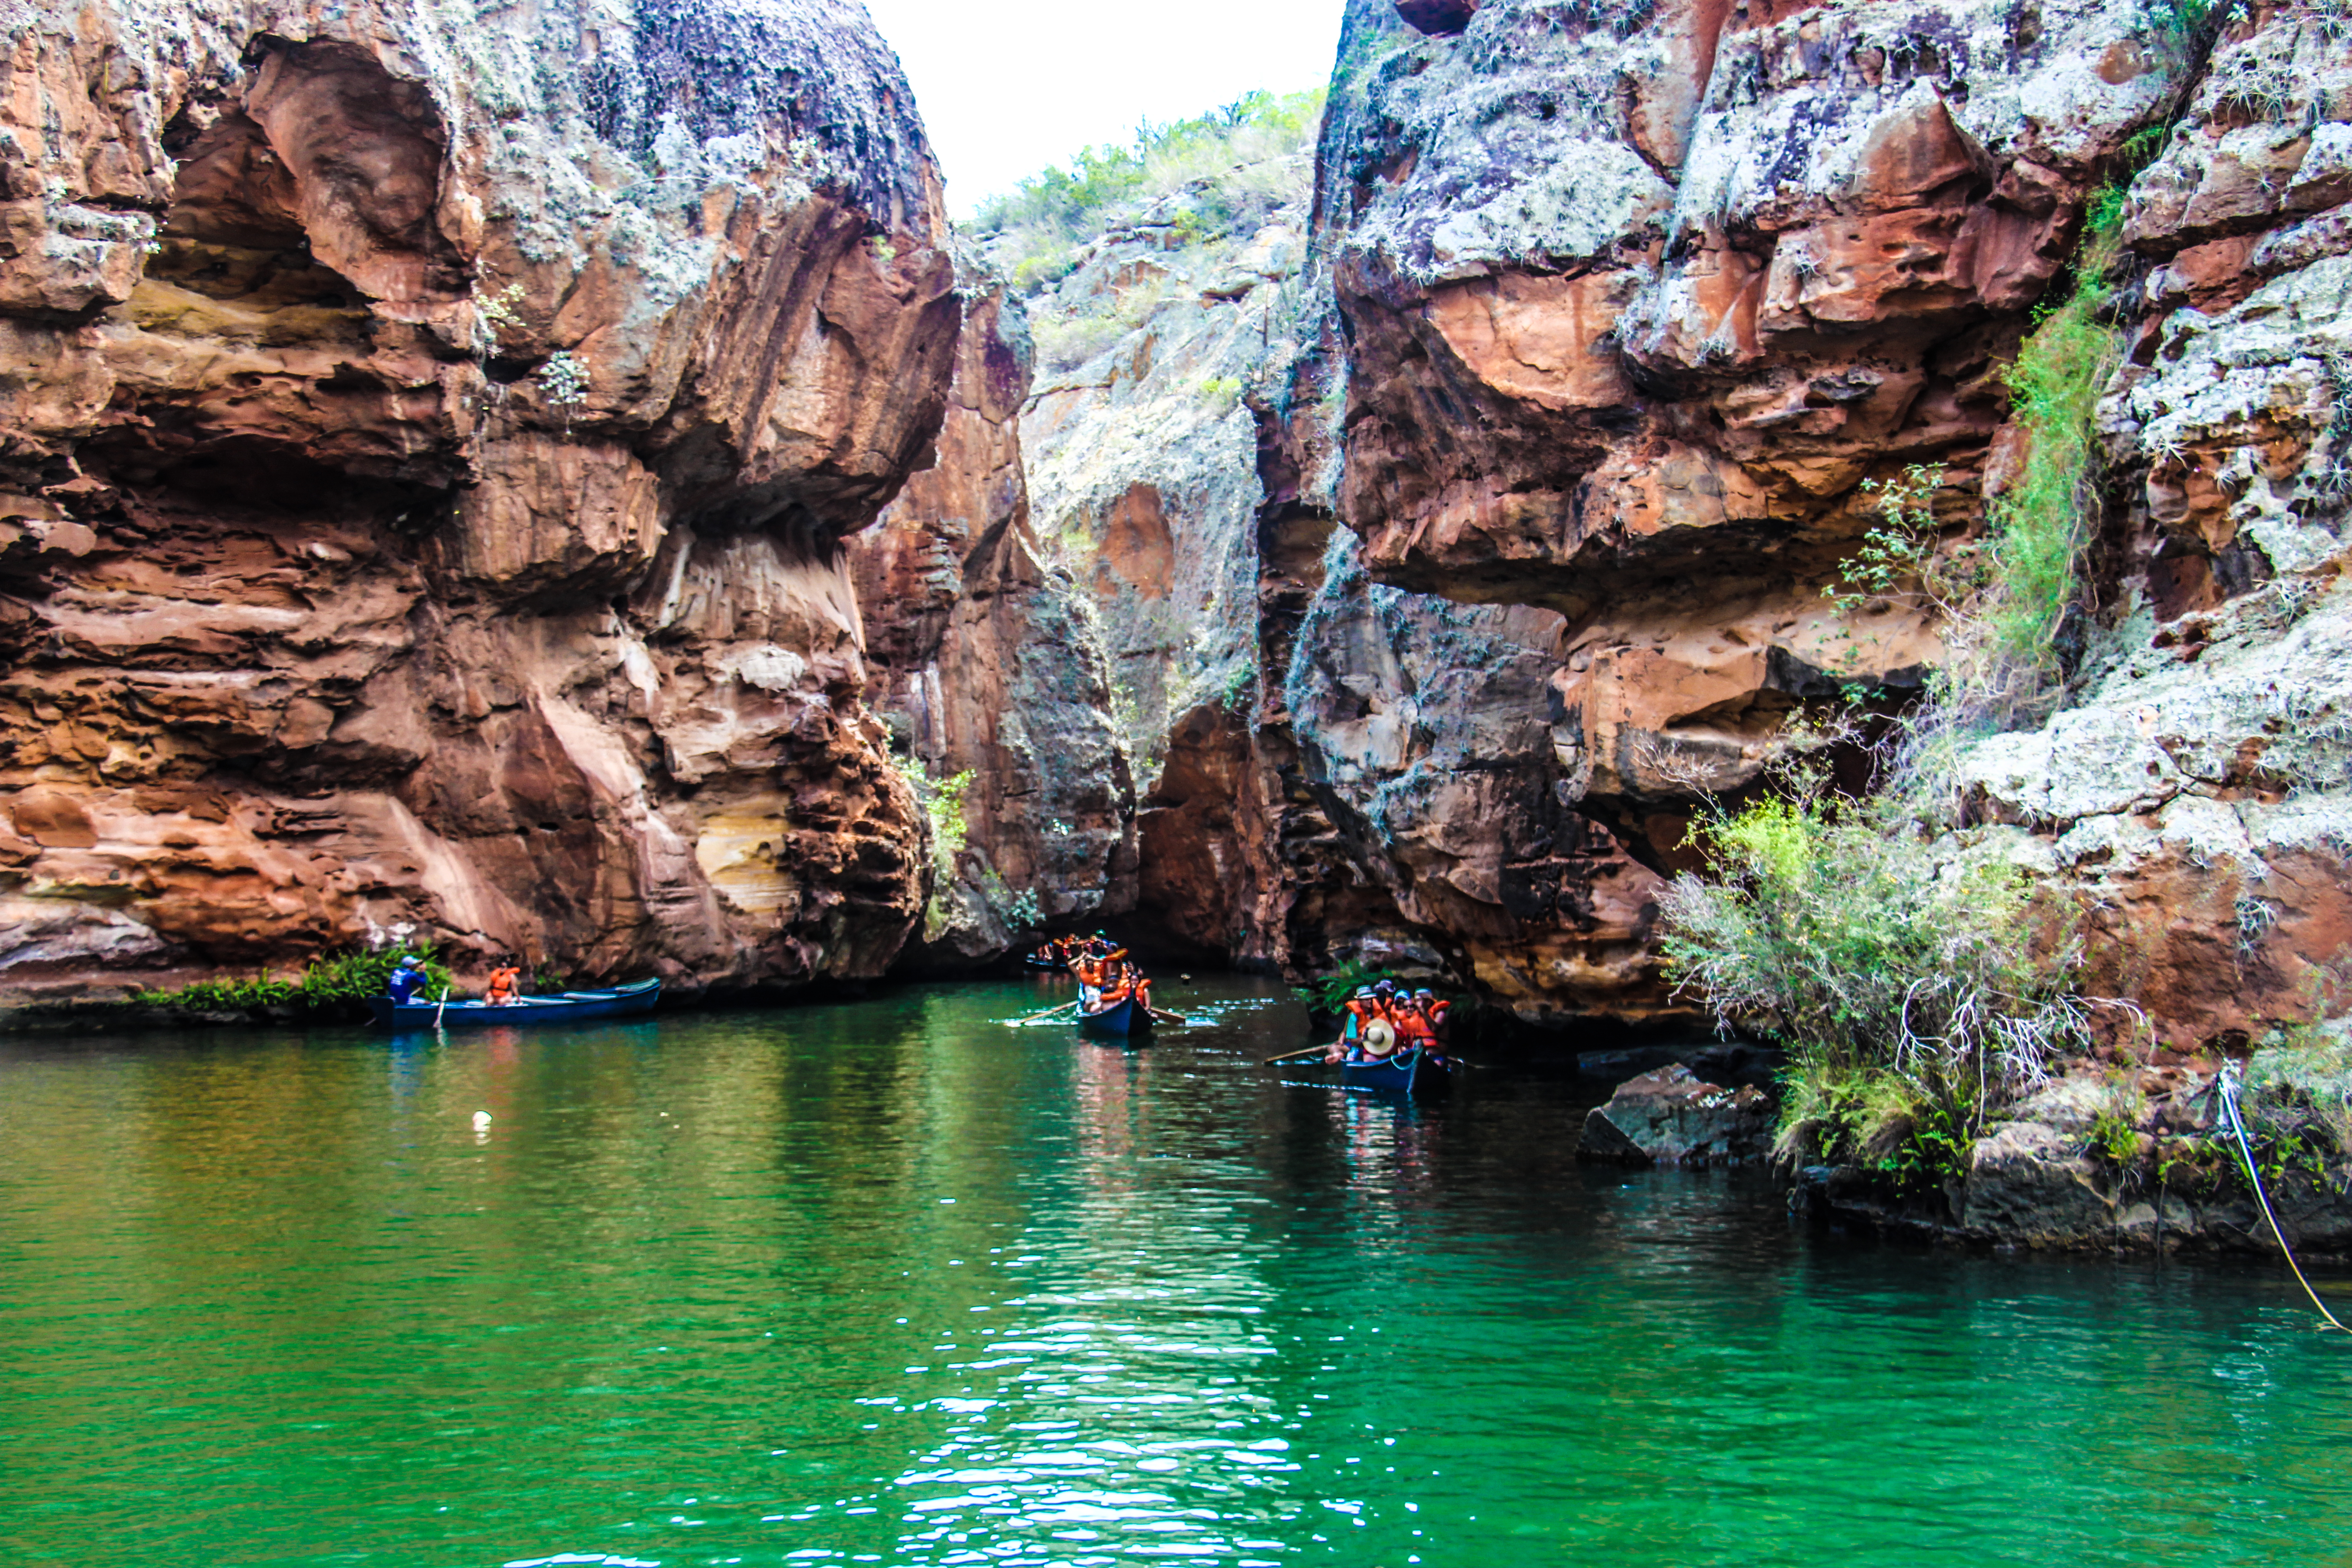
[
  {"left": 1011, "top": 998, "right": 1080, "bottom": 1026},
  {"left": 434, "top": 986, "right": 450, "bottom": 1027},
  {"left": 1263, "top": 1044, "right": 1332, "bottom": 1065},
  {"left": 1146, "top": 1006, "right": 1189, "bottom": 1026}
]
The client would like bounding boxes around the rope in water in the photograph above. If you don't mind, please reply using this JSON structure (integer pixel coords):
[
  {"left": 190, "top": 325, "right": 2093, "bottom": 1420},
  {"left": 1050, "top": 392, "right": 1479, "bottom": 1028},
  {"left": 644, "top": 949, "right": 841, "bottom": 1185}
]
[{"left": 2215, "top": 1062, "right": 2349, "bottom": 1334}]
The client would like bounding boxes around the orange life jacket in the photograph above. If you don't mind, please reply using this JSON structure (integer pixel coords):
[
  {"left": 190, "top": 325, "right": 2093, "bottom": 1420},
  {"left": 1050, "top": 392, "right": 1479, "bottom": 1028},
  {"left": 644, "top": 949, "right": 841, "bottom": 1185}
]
[{"left": 486, "top": 966, "right": 520, "bottom": 1004}]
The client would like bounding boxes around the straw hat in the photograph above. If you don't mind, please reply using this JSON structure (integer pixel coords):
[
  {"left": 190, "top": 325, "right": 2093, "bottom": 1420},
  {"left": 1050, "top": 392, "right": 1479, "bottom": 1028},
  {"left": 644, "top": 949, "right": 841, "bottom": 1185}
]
[{"left": 1361, "top": 1019, "right": 1397, "bottom": 1058}]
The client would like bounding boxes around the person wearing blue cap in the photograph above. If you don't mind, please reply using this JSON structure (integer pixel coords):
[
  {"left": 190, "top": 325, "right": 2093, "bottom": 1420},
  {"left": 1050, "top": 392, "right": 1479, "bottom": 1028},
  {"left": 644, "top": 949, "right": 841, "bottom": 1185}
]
[{"left": 386, "top": 956, "right": 426, "bottom": 1005}]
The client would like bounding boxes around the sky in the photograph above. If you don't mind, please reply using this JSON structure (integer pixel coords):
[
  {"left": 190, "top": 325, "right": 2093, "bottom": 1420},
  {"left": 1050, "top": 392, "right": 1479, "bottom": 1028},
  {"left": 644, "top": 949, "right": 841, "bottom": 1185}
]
[{"left": 857, "top": 0, "right": 1347, "bottom": 216}]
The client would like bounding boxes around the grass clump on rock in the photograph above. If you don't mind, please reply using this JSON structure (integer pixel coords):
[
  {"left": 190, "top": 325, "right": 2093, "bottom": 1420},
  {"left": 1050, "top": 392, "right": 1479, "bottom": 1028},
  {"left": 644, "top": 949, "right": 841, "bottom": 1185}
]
[
  {"left": 1981, "top": 231, "right": 2119, "bottom": 688},
  {"left": 1660, "top": 790, "right": 2091, "bottom": 1189}
]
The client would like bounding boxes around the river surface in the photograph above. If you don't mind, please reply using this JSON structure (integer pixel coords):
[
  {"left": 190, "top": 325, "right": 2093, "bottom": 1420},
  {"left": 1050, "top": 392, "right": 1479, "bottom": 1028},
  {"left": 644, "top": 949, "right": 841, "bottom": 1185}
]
[{"left": 4, "top": 976, "right": 2349, "bottom": 1567}]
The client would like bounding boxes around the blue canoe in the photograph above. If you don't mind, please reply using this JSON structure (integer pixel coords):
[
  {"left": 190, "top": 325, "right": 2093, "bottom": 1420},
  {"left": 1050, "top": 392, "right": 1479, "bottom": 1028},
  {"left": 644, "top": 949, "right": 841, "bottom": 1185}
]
[
  {"left": 1076, "top": 995, "right": 1152, "bottom": 1039},
  {"left": 369, "top": 977, "right": 662, "bottom": 1031},
  {"left": 1342, "top": 1046, "right": 1451, "bottom": 1098}
]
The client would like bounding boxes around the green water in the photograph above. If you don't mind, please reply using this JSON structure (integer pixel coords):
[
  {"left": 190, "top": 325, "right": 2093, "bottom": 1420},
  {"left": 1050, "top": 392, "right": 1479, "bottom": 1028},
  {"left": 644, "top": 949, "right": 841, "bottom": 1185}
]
[{"left": 4, "top": 977, "right": 2349, "bottom": 1568}]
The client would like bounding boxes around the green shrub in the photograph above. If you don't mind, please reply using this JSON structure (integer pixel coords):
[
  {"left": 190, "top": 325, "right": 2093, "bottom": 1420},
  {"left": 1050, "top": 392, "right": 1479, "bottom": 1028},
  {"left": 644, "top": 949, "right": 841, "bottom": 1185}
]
[
  {"left": 1983, "top": 279, "right": 2117, "bottom": 678},
  {"left": 898, "top": 756, "right": 975, "bottom": 872},
  {"left": 1661, "top": 793, "right": 2090, "bottom": 1176},
  {"left": 132, "top": 943, "right": 456, "bottom": 1012},
  {"left": 1295, "top": 959, "right": 1395, "bottom": 1015},
  {"left": 2246, "top": 1015, "right": 2352, "bottom": 1175},
  {"left": 2085, "top": 1074, "right": 2149, "bottom": 1170},
  {"left": 1195, "top": 375, "right": 1244, "bottom": 407},
  {"left": 2139, "top": 0, "right": 2218, "bottom": 66}
]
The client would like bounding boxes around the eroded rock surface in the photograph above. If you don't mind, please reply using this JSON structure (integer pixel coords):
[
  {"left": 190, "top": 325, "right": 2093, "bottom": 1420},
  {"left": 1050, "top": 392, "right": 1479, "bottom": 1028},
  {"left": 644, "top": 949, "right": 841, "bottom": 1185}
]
[
  {"left": 850, "top": 275, "right": 1138, "bottom": 967},
  {"left": 1797, "top": 1059, "right": 2352, "bottom": 1259},
  {"left": 1, "top": 0, "right": 966, "bottom": 1000},
  {"left": 1238, "top": 0, "right": 2352, "bottom": 1043}
]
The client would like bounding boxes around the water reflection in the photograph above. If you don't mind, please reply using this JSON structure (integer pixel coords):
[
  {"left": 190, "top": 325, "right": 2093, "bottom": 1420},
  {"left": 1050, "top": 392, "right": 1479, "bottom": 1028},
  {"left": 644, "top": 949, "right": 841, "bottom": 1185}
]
[{"left": 1, "top": 980, "right": 2347, "bottom": 1568}]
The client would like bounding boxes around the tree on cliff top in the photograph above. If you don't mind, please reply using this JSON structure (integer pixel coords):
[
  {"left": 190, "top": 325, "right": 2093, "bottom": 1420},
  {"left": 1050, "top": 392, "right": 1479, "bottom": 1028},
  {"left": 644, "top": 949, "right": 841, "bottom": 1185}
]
[{"left": 969, "top": 88, "right": 1324, "bottom": 292}]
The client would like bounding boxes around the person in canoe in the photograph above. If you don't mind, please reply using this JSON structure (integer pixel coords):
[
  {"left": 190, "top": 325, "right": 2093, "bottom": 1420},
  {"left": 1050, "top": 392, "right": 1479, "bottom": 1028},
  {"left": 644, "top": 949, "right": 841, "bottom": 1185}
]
[
  {"left": 386, "top": 955, "right": 428, "bottom": 1005},
  {"left": 1414, "top": 988, "right": 1452, "bottom": 1043},
  {"left": 485, "top": 956, "right": 523, "bottom": 1006},
  {"left": 1101, "top": 958, "right": 1154, "bottom": 1015},
  {"left": 1327, "top": 986, "right": 1397, "bottom": 1065},
  {"left": 1072, "top": 947, "right": 1104, "bottom": 1009}
]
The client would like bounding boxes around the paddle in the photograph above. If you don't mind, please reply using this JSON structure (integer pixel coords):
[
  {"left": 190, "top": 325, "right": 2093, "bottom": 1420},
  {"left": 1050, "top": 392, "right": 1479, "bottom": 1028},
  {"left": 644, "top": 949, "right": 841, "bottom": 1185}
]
[
  {"left": 1146, "top": 1006, "right": 1189, "bottom": 1026},
  {"left": 434, "top": 986, "right": 450, "bottom": 1027},
  {"left": 1011, "top": 998, "right": 1080, "bottom": 1026},
  {"left": 1263, "top": 1044, "right": 1332, "bottom": 1065}
]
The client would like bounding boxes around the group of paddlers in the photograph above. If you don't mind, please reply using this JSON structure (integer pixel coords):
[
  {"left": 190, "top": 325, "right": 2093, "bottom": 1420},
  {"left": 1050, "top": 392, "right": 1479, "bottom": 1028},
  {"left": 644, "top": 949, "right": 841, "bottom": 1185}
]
[
  {"left": 1031, "top": 932, "right": 1157, "bottom": 1017},
  {"left": 1324, "top": 979, "right": 1450, "bottom": 1065}
]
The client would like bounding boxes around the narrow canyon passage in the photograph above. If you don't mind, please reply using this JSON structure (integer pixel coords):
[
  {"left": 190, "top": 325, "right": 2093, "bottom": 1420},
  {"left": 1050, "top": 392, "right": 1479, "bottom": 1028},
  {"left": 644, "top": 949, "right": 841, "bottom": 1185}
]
[{"left": 7, "top": 0, "right": 2352, "bottom": 1561}]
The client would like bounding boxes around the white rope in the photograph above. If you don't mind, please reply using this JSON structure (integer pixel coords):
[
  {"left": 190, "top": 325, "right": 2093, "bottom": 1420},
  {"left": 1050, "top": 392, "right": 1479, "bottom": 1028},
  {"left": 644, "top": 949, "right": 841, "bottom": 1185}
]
[{"left": 2216, "top": 1062, "right": 2349, "bottom": 1335}]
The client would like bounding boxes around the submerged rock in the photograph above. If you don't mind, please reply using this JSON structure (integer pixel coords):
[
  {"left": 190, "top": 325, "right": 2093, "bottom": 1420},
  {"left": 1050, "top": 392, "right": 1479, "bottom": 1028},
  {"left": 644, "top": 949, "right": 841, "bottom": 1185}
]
[{"left": 1578, "top": 1064, "right": 1771, "bottom": 1166}]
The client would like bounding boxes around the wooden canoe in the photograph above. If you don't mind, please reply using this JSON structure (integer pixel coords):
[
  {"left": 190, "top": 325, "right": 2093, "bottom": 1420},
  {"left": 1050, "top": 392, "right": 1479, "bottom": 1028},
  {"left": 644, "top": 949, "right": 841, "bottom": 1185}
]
[
  {"left": 369, "top": 978, "right": 661, "bottom": 1031},
  {"left": 1341, "top": 1045, "right": 1451, "bottom": 1098},
  {"left": 1076, "top": 995, "right": 1152, "bottom": 1039}
]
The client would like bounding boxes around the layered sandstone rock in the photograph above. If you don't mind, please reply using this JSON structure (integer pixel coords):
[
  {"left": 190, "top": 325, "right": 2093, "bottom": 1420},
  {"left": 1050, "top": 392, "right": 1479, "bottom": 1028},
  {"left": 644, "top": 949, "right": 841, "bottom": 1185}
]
[
  {"left": 1314, "top": 0, "right": 2160, "bottom": 860},
  {"left": 0, "top": 0, "right": 968, "bottom": 1001}
]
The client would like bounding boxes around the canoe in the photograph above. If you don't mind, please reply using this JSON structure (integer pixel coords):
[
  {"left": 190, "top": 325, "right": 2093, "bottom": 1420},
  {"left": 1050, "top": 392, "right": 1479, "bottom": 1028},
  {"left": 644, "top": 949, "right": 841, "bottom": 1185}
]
[
  {"left": 1024, "top": 956, "right": 1071, "bottom": 973},
  {"left": 1341, "top": 1045, "right": 1451, "bottom": 1098},
  {"left": 1076, "top": 995, "right": 1152, "bottom": 1039},
  {"left": 369, "top": 977, "right": 661, "bottom": 1031}
]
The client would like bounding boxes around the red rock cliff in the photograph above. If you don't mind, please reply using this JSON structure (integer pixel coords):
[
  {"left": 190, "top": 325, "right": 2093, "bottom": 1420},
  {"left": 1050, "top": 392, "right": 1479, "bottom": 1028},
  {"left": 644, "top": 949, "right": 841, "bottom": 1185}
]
[
  {"left": 0, "top": 0, "right": 970, "bottom": 1000},
  {"left": 1042, "top": 0, "right": 2352, "bottom": 1044},
  {"left": 1272, "top": 0, "right": 2352, "bottom": 1040},
  {"left": 849, "top": 272, "right": 1139, "bottom": 966}
]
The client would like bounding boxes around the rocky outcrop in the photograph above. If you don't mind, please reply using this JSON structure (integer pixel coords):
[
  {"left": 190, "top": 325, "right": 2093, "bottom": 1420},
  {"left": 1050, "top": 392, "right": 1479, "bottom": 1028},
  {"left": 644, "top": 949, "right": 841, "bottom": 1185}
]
[
  {"left": 1794, "top": 1058, "right": 2352, "bottom": 1259},
  {"left": 1578, "top": 1063, "right": 1772, "bottom": 1165},
  {"left": 1210, "top": 0, "right": 2352, "bottom": 1045},
  {"left": 0, "top": 0, "right": 969, "bottom": 1002},
  {"left": 1952, "top": 1, "right": 2352, "bottom": 1049},
  {"left": 1002, "top": 32, "right": 1689, "bottom": 1013},
  {"left": 850, "top": 274, "right": 1137, "bottom": 967},
  {"left": 1310, "top": 0, "right": 2134, "bottom": 874}
]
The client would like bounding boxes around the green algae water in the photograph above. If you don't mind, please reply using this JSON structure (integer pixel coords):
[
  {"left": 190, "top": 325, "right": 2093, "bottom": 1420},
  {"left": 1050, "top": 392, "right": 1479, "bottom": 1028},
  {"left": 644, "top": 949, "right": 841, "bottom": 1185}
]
[{"left": 5, "top": 977, "right": 2350, "bottom": 1568}]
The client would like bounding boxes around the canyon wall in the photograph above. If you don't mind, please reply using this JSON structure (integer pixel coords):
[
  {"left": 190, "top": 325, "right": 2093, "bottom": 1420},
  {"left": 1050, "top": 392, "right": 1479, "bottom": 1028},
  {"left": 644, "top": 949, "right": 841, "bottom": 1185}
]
[
  {"left": 1004, "top": 42, "right": 1678, "bottom": 1018},
  {"left": 0, "top": 0, "right": 985, "bottom": 1002},
  {"left": 1020, "top": 0, "right": 2352, "bottom": 1044},
  {"left": 849, "top": 272, "right": 1138, "bottom": 969},
  {"left": 12, "top": 0, "right": 2349, "bottom": 1045}
]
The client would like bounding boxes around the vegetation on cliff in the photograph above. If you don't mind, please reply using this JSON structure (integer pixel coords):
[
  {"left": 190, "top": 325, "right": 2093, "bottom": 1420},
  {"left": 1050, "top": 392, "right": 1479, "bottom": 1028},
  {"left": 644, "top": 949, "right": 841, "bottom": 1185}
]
[
  {"left": 970, "top": 88, "right": 1324, "bottom": 293},
  {"left": 1661, "top": 788, "right": 2090, "bottom": 1186}
]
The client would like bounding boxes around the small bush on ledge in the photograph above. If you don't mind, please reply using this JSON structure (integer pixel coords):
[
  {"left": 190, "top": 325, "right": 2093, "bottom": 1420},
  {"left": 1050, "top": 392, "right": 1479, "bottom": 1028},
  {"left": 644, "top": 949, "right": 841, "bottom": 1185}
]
[{"left": 1661, "top": 792, "right": 2091, "bottom": 1189}]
